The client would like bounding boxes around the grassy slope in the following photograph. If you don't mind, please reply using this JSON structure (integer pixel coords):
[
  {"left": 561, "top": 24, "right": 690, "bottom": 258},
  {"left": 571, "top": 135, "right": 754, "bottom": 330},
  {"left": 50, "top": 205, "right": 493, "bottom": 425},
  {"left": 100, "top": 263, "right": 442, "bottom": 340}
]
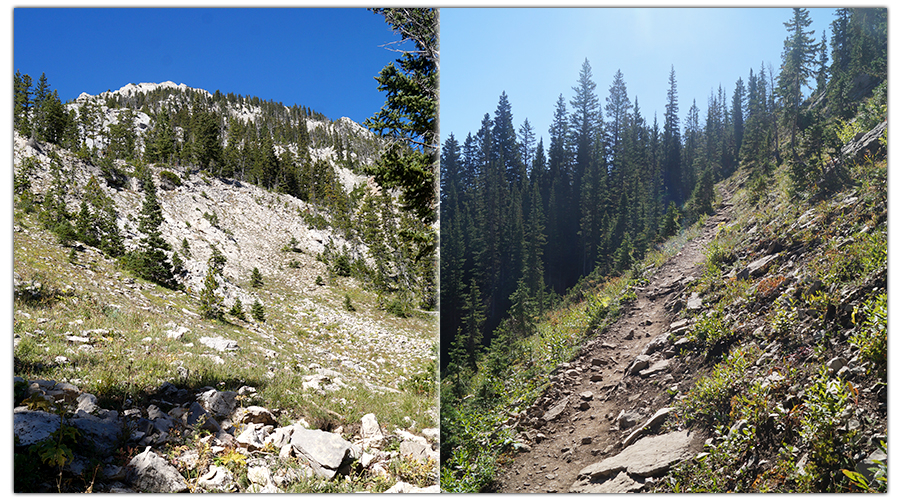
[
  {"left": 440, "top": 144, "right": 886, "bottom": 493},
  {"left": 13, "top": 154, "right": 438, "bottom": 492}
]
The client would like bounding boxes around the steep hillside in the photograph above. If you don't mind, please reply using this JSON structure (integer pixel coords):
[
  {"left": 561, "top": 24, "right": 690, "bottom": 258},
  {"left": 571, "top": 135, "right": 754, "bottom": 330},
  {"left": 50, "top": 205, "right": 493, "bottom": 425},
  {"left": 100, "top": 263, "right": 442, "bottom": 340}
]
[
  {"left": 13, "top": 82, "right": 438, "bottom": 492},
  {"left": 496, "top": 143, "right": 886, "bottom": 493},
  {"left": 441, "top": 114, "right": 886, "bottom": 494}
]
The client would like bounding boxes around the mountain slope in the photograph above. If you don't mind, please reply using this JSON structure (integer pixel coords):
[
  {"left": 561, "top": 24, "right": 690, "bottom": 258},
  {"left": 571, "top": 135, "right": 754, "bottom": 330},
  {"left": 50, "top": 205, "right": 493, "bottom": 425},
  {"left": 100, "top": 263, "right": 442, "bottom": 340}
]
[
  {"left": 510, "top": 143, "right": 886, "bottom": 493},
  {"left": 440, "top": 113, "right": 886, "bottom": 492},
  {"left": 13, "top": 82, "right": 438, "bottom": 492}
]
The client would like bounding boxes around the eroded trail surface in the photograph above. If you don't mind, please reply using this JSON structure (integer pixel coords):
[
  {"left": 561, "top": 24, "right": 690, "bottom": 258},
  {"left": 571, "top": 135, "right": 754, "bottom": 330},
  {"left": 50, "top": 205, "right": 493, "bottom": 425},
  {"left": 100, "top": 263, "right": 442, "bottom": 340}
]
[{"left": 496, "top": 199, "right": 732, "bottom": 493}]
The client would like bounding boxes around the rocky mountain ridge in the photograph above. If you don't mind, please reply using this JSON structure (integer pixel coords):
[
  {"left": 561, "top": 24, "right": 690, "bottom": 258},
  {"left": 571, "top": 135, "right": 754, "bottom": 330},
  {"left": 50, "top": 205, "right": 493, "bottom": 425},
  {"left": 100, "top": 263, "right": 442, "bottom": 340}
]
[{"left": 69, "top": 80, "right": 382, "bottom": 172}]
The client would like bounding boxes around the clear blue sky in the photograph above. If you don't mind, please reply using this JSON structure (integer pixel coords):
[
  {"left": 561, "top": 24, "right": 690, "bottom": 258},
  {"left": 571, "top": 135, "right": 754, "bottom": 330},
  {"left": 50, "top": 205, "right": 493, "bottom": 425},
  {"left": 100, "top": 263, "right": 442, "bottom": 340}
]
[
  {"left": 441, "top": 7, "right": 837, "bottom": 146},
  {"left": 13, "top": 8, "right": 406, "bottom": 125}
]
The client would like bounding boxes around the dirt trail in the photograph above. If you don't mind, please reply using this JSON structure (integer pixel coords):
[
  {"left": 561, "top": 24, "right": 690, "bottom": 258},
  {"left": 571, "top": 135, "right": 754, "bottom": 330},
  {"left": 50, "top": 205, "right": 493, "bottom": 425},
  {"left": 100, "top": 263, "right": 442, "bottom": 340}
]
[{"left": 496, "top": 197, "right": 732, "bottom": 493}]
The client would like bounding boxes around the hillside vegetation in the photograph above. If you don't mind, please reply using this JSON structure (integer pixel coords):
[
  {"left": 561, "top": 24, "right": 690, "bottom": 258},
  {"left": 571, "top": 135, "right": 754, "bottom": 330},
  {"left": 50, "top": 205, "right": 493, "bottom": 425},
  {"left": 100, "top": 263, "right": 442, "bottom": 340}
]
[
  {"left": 13, "top": 77, "right": 438, "bottom": 492},
  {"left": 440, "top": 7, "right": 886, "bottom": 493}
]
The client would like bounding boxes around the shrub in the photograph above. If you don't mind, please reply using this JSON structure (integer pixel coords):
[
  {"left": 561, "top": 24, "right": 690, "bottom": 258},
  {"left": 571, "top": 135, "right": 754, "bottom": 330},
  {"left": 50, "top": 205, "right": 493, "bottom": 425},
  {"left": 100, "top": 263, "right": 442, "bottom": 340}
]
[
  {"left": 383, "top": 296, "right": 410, "bottom": 318},
  {"left": 330, "top": 253, "right": 352, "bottom": 277},
  {"left": 689, "top": 310, "right": 729, "bottom": 348},
  {"left": 756, "top": 275, "right": 787, "bottom": 300},
  {"left": 850, "top": 293, "right": 886, "bottom": 377},
  {"left": 158, "top": 169, "right": 182, "bottom": 188},
  {"left": 674, "top": 345, "right": 758, "bottom": 427},
  {"left": 799, "top": 367, "right": 856, "bottom": 491},
  {"left": 203, "top": 211, "right": 220, "bottom": 228}
]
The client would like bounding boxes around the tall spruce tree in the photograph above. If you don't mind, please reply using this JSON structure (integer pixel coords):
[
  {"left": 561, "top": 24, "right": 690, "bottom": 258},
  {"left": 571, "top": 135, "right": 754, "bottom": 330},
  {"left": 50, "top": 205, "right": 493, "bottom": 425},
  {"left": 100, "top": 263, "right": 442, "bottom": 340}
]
[
  {"left": 129, "top": 171, "right": 178, "bottom": 289},
  {"left": 662, "top": 66, "right": 683, "bottom": 205},
  {"left": 605, "top": 69, "right": 630, "bottom": 184},
  {"left": 777, "top": 8, "right": 817, "bottom": 164},
  {"left": 732, "top": 77, "right": 746, "bottom": 160}
]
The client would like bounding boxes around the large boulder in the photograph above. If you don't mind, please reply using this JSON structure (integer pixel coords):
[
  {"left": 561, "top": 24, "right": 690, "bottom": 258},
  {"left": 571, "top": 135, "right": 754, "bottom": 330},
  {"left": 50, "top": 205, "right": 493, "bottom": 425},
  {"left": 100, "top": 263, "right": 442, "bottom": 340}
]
[
  {"left": 13, "top": 408, "right": 61, "bottom": 447},
  {"left": 70, "top": 408, "right": 122, "bottom": 456},
  {"left": 288, "top": 427, "right": 358, "bottom": 479},
  {"left": 571, "top": 429, "right": 696, "bottom": 493},
  {"left": 197, "top": 389, "right": 238, "bottom": 419},
  {"left": 126, "top": 447, "right": 189, "bottom": 493}
]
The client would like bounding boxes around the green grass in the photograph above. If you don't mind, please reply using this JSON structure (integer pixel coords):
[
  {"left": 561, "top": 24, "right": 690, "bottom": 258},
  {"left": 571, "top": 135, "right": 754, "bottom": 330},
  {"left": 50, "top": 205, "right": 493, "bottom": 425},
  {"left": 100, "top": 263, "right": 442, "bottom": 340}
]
[{"left": 14, "top": 204, "right": 438, "bottom": 492}]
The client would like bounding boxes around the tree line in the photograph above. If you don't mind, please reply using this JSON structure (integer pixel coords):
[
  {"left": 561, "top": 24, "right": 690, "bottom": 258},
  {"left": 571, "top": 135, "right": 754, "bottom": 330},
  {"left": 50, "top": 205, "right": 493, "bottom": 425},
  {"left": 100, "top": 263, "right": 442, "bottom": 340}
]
[{"left": 440, "top": 7, "right": 886, "bottom": 377}]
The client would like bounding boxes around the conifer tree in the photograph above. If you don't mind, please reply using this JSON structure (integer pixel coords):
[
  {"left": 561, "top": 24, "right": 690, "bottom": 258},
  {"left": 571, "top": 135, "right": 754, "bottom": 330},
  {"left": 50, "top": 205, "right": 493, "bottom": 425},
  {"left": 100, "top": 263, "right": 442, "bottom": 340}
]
[
  {"left": 31, "top": 73, "right": 50, "bottom": 140},
  {"left": 14, "top": 70, "right": 32, "bottom": 136},
  {"left": 251, "top": 299, "right": 266, "bottom": 322},
  {"left": 250, "top": 267, "right": 264, "bottom": 287},
  {"left": 662, "top": 66, "right": 683, "bottom": 205},
  {"left": 129, "top": 171, "right": 178, "bottom": 289},
  {"left": 493, "top": 92, "right": 524, "bottom": 185},
  {"left": 605, "top": 69, "right": 630, "bottom": 180},
  {"left": 365, "top": 8, "right": 438, "bottom": 224},
  {"left": 517, "top": 118, "right": 536, "bottom": 173},
  {"left": 229, "top": 297, "right": 247, "bottom": 321},
  {"left": 570, "top": 59, "right": 601, "bottom": 188},
  {"left": 107, "top": 109, "right": 137, "bottom": 160},
  {"left": 75, "top": 175, "right": 124, "bottom": 257},
  {"left": 198, "top": 266, "right": 223, "bottom": 320},
  {"left": 40, "top": 91, "right": 69, "bottom": 146},
  {"left": 777, "top": 8, "right": 817, "bottom": 164},
  {"left": 732, "top": 78, "right": 746, "bottom": 160}
]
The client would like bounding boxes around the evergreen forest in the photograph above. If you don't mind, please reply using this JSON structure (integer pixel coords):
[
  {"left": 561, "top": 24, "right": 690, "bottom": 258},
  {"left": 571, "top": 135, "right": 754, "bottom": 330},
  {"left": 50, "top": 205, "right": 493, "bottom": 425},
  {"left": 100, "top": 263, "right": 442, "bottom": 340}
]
[{"left": 440, "top": 7, "right": 887, "bottom": 493}]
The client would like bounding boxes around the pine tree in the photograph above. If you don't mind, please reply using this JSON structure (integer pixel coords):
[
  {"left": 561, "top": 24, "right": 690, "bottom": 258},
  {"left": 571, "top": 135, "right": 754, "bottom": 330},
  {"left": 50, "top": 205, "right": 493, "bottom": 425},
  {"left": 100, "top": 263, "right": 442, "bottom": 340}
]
[
  {"left": 777, "top": 8, "right": 817, "bottom": 164},
  {"left": 662, "top": 66, "right": 682, "bottom": 205},
  {"left": 198, "top": 265, "right": 223, "bottom": 320},
  {"left": 251, "top": 299, "right": 266, "bottom": 322},
  {"left": 815, "top": 33, "right": 829, "bottom": 94},
  {"left": 250, "top": 267, "right": 264, "bottom": 287},
  {"left": 517, "top": 118, "right": 536, "bottom": 173},
  {"left": 75, "top": 175, "right": 124, "bottom": 257},
  {"left": 493, "top": 92, "right": 524, "bottom": 185},
  {"left": 78, "top": 101, "right": 102, "bottom": 155},
  {"left": 31, "top": 72, "right": 50, "bottom": 140},
  {"left": 605, "top": 69, "right": 630, "bottom": 181},
  {"left": 14, "top": 70, "right": 32, "bottom": 136},
  {"left": 229, "top": 297, "right": 247, "bottom": 321},
  {"left": 129, "top": 171, "right": 178, "bottom": 289},
  {"left": 41, "top": 91, "right": 70, "bottom": 146},
  {"left": 732, "top": 77, "right": 746, "bottom": 160},
  {"left": 365, "top": 8, "right": 438, "bottom": 224},
  {"left": 570, "top": 60, "right": 601, "bottom": 189},
  {"left": 145, "top": 109, "right": 176, "bottom": 165},
  {"left": 107, "top": 109, "right": 137, "bottom": 160},
  {"left": 192, "top": 108, "right": 222, "bottom": 172}
]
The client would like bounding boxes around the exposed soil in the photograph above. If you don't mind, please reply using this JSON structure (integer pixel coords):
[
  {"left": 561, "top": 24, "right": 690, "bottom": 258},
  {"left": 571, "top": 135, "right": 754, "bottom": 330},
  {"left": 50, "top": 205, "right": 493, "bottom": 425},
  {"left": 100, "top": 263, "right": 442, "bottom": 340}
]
[{"left": 495, "top": 194, "right": 733, "bottom": 493}]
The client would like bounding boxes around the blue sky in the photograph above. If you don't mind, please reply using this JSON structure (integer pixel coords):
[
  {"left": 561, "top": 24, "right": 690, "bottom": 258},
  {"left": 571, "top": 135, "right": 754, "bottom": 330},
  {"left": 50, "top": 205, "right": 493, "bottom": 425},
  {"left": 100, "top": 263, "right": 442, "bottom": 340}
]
[
  {"left": 441, "top": 7, "right": 837, "bottom": 146},
  {"left": 13, "top": 8, "right": 406, "bottom": 126}
]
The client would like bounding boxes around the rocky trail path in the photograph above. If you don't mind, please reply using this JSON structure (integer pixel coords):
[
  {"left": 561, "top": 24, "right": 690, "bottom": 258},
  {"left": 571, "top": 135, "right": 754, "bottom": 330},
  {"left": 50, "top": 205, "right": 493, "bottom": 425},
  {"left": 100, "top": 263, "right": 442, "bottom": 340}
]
[{"left": 496, "top": 193, "right": 733, "bottom": 493}]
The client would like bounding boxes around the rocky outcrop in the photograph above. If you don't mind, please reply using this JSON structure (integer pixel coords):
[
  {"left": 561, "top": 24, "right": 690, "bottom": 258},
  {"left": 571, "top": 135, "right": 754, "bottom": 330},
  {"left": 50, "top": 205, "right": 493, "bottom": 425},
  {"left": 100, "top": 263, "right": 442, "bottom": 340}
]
[
  {"left": 14, "top": 377, "right": 438, "bottom": 493},
  {"left": 840, "top": 120, "right": 887, "bottom": 163},
  {"left": 570, "top": 430, "right": 697, "bottom": 493}
]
